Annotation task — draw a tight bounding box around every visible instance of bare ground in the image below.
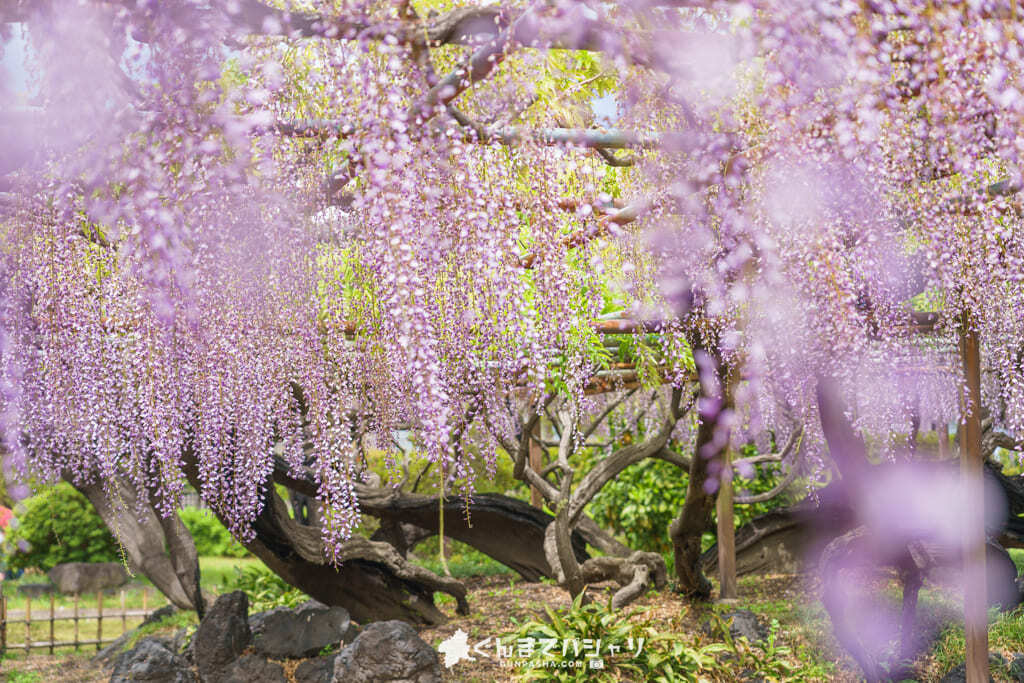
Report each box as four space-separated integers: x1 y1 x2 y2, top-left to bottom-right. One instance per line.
1 653 108 682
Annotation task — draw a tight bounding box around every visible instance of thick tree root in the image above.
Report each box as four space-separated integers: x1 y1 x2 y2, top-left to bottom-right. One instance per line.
579 551 668 609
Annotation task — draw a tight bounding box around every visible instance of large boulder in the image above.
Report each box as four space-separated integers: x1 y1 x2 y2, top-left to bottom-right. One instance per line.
220 654 287 683
110 638 196 683
16 583 53 598
295 654 339 683
193 591 251 681
49 562 129 595
332 620 442 683
95 605 179 666
249 601 352 659
702 609 769 644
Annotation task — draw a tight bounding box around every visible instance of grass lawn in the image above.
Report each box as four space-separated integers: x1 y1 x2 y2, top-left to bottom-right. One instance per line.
0 555 265 662
1 555 268 614
197 555 266 594
1010 547 1024 573
409 539 514 579
2 575 161 613
927 606 1024 679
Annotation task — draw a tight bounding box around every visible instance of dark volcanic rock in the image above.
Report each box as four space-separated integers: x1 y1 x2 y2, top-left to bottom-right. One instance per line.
703 609 769 644
110 638 195 683
332 620 441 683
219 654 286 683
95 605 180 666
193 591 251 681
294 654 339 683
249 600 352 659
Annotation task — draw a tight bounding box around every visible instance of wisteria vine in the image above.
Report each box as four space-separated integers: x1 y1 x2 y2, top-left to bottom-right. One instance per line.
1 0 1023 555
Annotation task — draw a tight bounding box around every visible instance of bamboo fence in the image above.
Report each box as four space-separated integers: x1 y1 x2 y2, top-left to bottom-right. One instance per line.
0 587 164 655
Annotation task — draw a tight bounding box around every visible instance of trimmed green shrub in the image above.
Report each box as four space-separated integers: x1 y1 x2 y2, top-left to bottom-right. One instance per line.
177 507 249 558
586 457 685 555
585 442 797 556
5 483 121 571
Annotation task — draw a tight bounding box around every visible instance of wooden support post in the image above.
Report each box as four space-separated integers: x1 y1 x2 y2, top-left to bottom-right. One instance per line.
48 592 54 655
938 421 951 460
0 593 6 657
716 447 738 601
73 593 79 652
121 590 127 637
24 593 30 654
715 363 740 602
96 591 103 650
529 421 543 508
959 314 988 683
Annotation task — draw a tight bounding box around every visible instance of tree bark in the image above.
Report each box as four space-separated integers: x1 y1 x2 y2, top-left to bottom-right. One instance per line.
578 551 668 609
369 519 435 558
670 367 731 599
70 477 205 616
235 485 469 625
669 411 717 598
182 455 469 625
576 516 633 558
273 454 591 580
529 421 544 507
359 489 589 581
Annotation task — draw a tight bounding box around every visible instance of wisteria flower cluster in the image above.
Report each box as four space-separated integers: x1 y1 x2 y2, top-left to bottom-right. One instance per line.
0 0 1022 553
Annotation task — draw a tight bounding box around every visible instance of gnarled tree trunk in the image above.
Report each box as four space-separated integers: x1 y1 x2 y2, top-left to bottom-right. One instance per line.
244 487 469 625
274 458 591 581
359 489 589 581
669 413 717 598
71 477 205 616
670 362 732 599
178 454 469 625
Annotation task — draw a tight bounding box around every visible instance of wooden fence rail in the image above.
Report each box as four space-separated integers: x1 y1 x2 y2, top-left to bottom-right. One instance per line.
0 588 166 656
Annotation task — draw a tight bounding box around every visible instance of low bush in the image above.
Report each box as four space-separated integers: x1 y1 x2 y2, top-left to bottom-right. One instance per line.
585 442 796 556
177 507 248 558
226 564 308 611
411 538 512 578
4 483 121 571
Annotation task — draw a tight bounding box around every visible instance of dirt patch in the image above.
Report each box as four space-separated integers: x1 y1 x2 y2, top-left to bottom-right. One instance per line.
1 653 107 682
418 573 860 682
